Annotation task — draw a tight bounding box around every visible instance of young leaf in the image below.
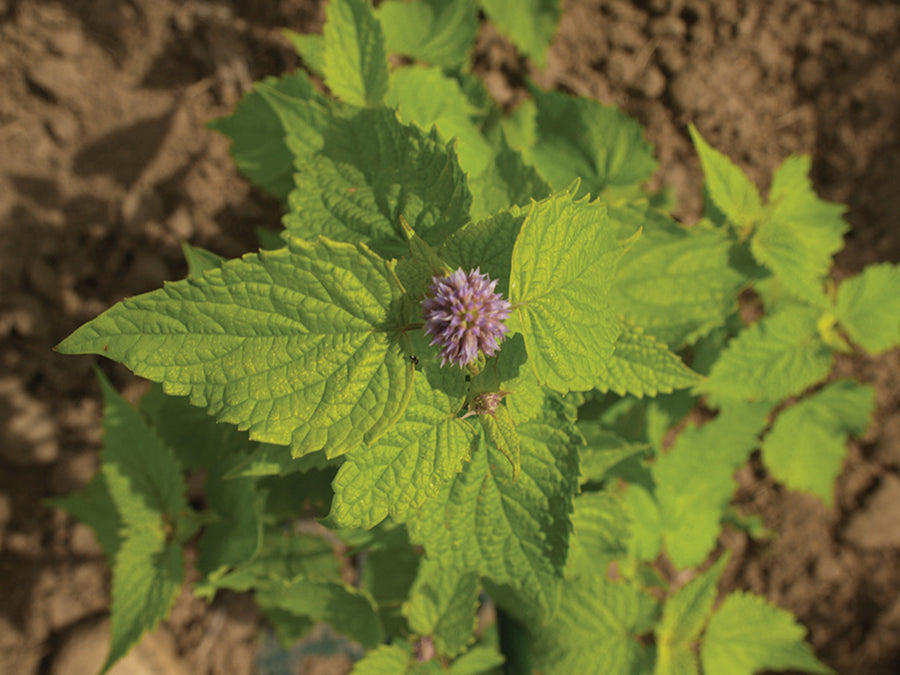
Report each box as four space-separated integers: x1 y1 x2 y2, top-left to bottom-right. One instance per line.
653 402 770 570
751 155 848 303
284 108 472 258
761 380 874 505
594 320 702 398
58 237 415 459
688 125 763 230
404 558 481 657
655 555 729 675
283 29 326 77
701 592 832 675
330 369 476 529
181 243 224 278
698 308 833 404
836 262 900 354
377 0 478 68
479 0 561 68
207 70 324 200
323 0 389 106
530 88 657 195
608 204 744 348
509 191 633 392
406 396 580 617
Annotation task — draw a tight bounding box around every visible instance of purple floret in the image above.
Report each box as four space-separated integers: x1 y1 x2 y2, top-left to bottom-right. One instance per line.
422 268 511 368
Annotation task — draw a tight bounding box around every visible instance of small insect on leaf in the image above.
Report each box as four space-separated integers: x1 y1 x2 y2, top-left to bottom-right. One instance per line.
409 354 419 366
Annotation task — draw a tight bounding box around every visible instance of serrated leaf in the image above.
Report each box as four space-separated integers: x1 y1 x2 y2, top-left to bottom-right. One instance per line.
330 368 475 529
323 0 389 106
404 558 481 657
480 404 520 478
655 555 728 675
58 238 414 459
48 470 122 562
595 320 702 398
377 0 478 68
493 333 545 425
751 155 848 303
208 70 323 200
510 191 633 392
283 29 325 76
530 575 657 675
473 130 552 220
284 108 472 258
565 491 630 578
688 125 763 229
449 646 506 675
653 402 770 569
479 0 561 67
701 592 833 675
406 395 580 616
608 204 744 348
530 88 657 195
698 309 833 404
350 644 414 674
103 530 183 674
576 424 649 484
181 243 224 278
360 528 421 638
762 380 874 505
623 483 662 564
196 463 262 575
258 579 384 648
836 263 900 354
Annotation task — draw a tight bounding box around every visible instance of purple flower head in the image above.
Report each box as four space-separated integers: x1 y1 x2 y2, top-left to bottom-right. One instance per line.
422 267 511 368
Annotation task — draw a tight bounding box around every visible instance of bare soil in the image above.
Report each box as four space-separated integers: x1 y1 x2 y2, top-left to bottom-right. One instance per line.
0 1 898 673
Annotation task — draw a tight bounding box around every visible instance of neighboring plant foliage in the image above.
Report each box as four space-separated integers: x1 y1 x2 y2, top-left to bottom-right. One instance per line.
54 0 899 673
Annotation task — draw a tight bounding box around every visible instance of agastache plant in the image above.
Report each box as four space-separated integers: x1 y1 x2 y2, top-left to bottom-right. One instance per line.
422 267 511 368
51 0 900 674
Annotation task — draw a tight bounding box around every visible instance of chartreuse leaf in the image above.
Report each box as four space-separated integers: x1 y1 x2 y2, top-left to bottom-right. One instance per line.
762 380 874 505
493 334 545 425
449 646 505 674
404 558 481 657
479 0 561 68
577 424 649 484
480 404 520 477
530 88 657 195
608 203 744 348
92 373 187 674
701 592 832 675
329 366 474 529
510 191 633 392
698 308 833 404
208 70 323 200
376 0 478 68
653 402 770 570
406 395 580 616
565 491 630 577
283 29 325 76
284 108 472 258
751 155 848 303
688 125 763 230
58 237 414 459
654 555 728 675
595 320 702 398
323 0 389 106
530 573 657 675
350 644 413 674
836 263 900 354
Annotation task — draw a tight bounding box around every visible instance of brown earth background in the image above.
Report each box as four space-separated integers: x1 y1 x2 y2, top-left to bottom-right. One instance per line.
1 0 899 673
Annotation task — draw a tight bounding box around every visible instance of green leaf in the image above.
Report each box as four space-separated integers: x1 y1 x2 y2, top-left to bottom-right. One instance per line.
595 321 702 398
449 646 505 675
530 574 657 675
493 333 545 425
608 204 744 348
510 191 633 392
577 425 649 484
473 130 552 220
58 237 415 459
48 470 122 562
350 644 413 674
406 395 580 616
655 555 729 675
565 491 630 577
653 402 770 569
103 530 184 674
283 29 325 76
761 380 874 505
479 404 520 478
360 527 421 638
530 88 657 195
623 483 662 564
698 309 833 404
836 263 900 354
701 592 833 675
688 124 763 229
181 243 224 278
377 0 478 68
404 558 481 657
208 70 323 200
479 0 561 68
258 579 384 648
323 0 389 106
751 155 848 303
284 108 472 258
330 368 475 529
